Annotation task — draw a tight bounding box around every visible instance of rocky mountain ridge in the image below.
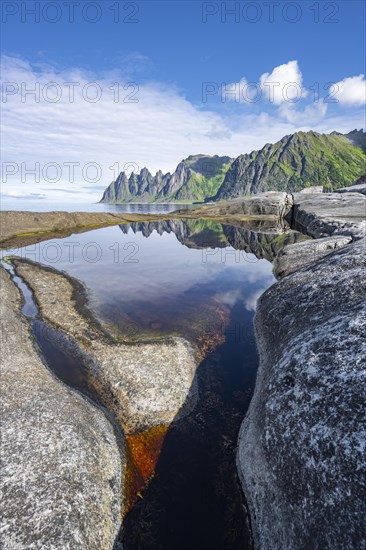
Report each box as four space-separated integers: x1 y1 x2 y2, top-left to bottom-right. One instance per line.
214 129 366 199
100 154 233 203
100 130 366 204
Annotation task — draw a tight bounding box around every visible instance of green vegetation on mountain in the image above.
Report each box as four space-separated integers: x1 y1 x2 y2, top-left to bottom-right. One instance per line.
100 130 365 203
214 130 366 199
100 155 233 203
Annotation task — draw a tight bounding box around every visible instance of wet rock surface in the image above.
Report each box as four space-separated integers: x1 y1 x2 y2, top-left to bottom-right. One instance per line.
0 268 123 549
0 210 166 248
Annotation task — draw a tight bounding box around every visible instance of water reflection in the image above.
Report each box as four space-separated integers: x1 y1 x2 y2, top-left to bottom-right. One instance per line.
2 219 301 549
3 220 281 349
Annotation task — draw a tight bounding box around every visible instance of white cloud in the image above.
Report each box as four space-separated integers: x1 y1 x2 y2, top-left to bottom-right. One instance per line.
222 61 307 105
0 55 364 202
259 60 307 105
278 101 328 124
1 192 46 200
329 75 366 106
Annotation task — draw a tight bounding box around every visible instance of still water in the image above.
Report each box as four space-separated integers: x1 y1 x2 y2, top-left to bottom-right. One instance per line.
0 198 194 214
4 219 275 550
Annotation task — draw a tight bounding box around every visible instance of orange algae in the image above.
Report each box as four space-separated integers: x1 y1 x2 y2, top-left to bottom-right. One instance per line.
196 302 230 358
124 425 168 513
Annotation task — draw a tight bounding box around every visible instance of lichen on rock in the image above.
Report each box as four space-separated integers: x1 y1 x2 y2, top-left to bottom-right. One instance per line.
237 236 366 549
0 268 123 549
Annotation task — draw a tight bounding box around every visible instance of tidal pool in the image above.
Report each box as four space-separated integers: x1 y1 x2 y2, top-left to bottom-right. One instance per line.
4 219 276 549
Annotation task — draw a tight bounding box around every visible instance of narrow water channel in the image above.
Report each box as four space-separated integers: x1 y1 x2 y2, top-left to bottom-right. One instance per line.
1 219 277 549
1 261 127 456
120 299 257 550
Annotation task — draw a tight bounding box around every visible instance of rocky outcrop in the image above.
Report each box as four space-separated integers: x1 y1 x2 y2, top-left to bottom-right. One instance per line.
237 191 366 549
338 175 366 195
0 268 123 549
238 237 366 549
174 192 294 223
273 234 352 278
290 192 366 239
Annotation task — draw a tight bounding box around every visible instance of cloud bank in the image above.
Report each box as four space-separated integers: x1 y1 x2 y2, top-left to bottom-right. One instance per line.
1 55 364 202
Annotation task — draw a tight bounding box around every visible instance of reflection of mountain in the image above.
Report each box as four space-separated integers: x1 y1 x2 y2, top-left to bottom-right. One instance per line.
119 220 308 262
120 219 228 249
222 225 309 262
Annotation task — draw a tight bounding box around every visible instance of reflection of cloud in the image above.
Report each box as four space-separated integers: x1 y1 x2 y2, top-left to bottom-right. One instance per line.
215 289 243 307
244 287 268 312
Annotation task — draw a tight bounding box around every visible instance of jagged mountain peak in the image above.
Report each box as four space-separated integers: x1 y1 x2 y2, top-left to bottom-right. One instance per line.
100 130 365 204
100 154 233 203
213 129 366 200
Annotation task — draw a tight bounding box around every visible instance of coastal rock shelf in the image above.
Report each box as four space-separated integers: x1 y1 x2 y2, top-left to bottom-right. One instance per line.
0 268 123 549
237 190 366 549
290 191 366 239
238 237 366 548
1 188 365 549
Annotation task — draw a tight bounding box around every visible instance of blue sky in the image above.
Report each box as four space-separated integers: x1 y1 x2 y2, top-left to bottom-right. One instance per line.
1 0 365 201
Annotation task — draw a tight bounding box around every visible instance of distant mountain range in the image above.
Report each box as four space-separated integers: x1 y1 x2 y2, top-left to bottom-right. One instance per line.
100 130 366 204
100 155 233 203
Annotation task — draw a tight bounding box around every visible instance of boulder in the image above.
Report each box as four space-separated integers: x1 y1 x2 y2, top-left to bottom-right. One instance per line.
291 192 366 239
273 235 352 278
237 237 366 549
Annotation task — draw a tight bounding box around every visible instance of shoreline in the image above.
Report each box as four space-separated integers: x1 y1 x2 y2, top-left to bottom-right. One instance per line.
1 187 365 547
0 193 293 248
0 267 123 548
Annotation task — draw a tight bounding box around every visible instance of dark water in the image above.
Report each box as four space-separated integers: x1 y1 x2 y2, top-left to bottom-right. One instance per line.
1 262 97 396
121 300 258 550
2 219 276 549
